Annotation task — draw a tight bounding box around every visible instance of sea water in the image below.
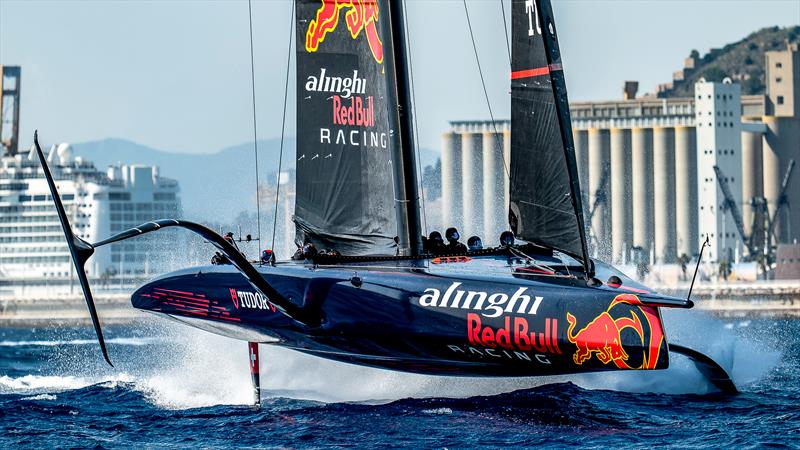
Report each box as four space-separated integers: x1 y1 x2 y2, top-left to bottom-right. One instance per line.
0 310 797 448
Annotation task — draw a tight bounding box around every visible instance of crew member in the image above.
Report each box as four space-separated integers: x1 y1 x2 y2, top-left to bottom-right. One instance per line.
467 236 483 251
261 249 275 265
428 231 446 255
444 227 467 254
211 252 230 265
500 230 515 247
292 242 318 260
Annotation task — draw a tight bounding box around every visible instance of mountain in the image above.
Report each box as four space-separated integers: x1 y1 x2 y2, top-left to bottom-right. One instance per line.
659 26 800 98
71 138 439 221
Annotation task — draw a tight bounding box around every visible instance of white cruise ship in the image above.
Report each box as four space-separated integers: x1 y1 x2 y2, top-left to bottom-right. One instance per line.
0 143 181 284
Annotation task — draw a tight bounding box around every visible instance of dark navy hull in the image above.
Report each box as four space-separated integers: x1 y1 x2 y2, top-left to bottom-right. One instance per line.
133 255 673 377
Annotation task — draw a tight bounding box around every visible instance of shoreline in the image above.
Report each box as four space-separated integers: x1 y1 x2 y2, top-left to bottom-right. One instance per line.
0 294 147 327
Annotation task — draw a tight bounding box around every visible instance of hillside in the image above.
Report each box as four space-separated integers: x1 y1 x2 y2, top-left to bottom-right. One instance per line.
660 25 799 98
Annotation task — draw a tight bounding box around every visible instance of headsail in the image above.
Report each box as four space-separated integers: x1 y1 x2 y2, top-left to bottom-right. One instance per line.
509 0 591 273
294 0 399 255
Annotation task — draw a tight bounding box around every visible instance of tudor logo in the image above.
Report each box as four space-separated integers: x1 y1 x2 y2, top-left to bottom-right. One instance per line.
229 288 276 312
417 282 543 318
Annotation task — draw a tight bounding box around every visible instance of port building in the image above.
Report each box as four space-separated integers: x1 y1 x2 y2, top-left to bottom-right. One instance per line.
0 143 182 281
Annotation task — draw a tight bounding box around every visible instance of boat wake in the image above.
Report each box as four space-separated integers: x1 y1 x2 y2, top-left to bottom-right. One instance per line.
0 337 159 347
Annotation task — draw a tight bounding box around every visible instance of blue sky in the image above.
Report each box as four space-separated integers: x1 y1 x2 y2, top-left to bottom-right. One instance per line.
1 0 798 154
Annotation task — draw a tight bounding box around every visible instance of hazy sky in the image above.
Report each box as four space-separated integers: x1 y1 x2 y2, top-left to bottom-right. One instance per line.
1 0 798 154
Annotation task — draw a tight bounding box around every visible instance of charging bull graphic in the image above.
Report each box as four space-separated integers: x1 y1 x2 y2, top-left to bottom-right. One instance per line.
566 294 664 370
306 0 384 64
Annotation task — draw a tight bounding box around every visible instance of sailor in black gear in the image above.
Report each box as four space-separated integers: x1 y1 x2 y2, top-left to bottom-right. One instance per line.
500 230 515 247
291 242 317 260
467 236 483 251
428 231 446 255
444 227 467 254
211 252 230 265
303 243 317 259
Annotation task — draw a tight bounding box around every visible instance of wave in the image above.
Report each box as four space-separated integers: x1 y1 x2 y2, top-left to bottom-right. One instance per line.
0 373 137 394
21 393 57 401
0 337 163 347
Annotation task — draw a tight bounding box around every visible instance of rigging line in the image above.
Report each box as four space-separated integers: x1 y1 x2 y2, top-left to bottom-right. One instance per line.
401 0 428 235
247 0 262 247
271 0 295 253
499 0 511 67
462 0 511 182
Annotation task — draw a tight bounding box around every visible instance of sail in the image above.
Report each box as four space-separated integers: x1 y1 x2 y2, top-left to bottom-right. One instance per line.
509 0 590 268
294 0 399 255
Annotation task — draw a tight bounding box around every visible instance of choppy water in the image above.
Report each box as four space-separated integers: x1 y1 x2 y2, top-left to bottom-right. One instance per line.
0 311 797 448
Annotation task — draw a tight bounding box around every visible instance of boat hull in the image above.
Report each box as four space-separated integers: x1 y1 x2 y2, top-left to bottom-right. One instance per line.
132 257 669 377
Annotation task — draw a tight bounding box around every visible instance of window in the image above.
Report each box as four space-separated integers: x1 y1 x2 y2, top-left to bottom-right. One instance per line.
777 96 784 105
776 77 782 83
109 192 131 201
776 62 783 68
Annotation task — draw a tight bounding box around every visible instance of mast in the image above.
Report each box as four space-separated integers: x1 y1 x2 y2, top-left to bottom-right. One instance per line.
386 0 423 257
536 1 592 276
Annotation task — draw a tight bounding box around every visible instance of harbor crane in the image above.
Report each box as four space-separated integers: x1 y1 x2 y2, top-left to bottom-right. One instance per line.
714 160 795 268
713 165 757 260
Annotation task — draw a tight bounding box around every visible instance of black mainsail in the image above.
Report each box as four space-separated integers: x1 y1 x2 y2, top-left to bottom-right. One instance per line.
509 0 591 274
294 0 402 255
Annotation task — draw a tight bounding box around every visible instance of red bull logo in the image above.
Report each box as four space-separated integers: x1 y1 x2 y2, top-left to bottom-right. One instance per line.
566 294 664 370
306 0 384 65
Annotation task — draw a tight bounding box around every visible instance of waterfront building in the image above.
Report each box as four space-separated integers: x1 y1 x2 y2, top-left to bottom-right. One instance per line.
0 143 181 281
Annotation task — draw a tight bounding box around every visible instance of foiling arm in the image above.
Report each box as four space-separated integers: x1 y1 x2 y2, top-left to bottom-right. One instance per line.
33 132 319 366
